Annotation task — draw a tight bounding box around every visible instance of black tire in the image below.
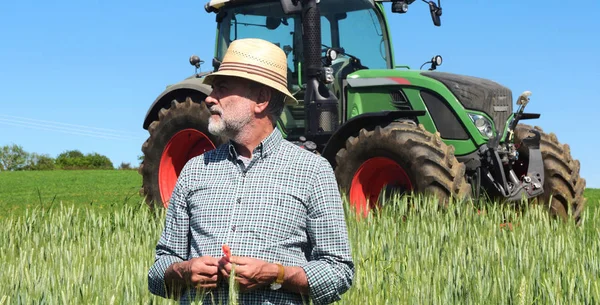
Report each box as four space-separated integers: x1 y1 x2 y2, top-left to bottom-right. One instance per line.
334 122 471 214
514 123 586 223
139 96 227 208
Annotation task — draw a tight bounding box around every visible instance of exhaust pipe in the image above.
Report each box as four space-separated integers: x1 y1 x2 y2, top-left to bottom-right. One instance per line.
301 0 338 138
302 0 322 79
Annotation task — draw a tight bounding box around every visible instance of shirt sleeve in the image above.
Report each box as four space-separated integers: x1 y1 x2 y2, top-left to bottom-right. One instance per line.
301 158 355 305
148 164 192 298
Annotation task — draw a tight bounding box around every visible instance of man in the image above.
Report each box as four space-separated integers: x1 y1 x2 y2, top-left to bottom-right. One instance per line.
148 38 354 305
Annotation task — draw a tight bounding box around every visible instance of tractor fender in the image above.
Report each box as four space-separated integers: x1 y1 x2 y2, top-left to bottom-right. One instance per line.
321 110 426 167
142 76 213 130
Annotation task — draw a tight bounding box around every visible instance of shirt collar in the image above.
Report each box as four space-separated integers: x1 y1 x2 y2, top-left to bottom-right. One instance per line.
227 128 283 160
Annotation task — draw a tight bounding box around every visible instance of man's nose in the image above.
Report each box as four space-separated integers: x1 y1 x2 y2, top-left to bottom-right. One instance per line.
205 94 217 106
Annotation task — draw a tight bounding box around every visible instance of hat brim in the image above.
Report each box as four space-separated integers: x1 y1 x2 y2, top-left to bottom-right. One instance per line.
202 70 298 105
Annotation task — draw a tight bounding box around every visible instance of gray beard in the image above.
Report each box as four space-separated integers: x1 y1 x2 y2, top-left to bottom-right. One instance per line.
207 116 227 136
207 113 252 141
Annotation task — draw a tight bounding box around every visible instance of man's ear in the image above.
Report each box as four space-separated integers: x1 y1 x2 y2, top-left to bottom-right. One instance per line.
253 86 272 114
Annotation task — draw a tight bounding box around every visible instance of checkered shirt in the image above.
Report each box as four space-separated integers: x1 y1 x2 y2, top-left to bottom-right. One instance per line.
148 128 354 305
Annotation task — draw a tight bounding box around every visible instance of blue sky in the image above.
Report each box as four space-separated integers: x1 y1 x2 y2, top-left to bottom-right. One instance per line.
0 0 598 188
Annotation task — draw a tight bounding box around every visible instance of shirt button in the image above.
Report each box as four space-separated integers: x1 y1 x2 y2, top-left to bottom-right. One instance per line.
231 225 236 232
236 198 241 204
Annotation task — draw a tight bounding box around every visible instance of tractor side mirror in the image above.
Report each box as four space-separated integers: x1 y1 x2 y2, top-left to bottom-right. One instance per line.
189 55 204 76
280 0 302 14
390 0 442 27
427 1 442 26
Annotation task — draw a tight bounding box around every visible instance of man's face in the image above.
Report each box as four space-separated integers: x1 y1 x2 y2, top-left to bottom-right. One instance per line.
205 77 257 138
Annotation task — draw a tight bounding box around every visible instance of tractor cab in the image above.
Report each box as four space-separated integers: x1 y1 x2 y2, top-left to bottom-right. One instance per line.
207 0 393 138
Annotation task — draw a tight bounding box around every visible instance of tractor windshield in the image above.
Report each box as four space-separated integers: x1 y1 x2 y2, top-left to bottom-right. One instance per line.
215 0 391 82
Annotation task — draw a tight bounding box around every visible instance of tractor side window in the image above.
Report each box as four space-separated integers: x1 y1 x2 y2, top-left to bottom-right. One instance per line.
321 17 332 49
337 9 389 69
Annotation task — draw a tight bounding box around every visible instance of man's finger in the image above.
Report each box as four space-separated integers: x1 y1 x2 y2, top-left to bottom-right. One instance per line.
201 274 219 283
228 256 248 265
218 263 230 276
195 283 218 289
234 276 250 285
221 262 232 273
218 256 229 266
203 258 220 266
234 271 258 284
197 265 219 276
233 277 258 292
219 267 230 279
193 256 219 266
232 264 248 276
192 274 216 285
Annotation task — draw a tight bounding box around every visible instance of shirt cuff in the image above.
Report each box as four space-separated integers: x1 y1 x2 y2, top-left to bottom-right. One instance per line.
148 255 184 298
302 260 346 305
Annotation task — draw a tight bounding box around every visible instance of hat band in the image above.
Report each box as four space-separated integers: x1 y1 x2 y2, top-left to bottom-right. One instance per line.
218 62 287 89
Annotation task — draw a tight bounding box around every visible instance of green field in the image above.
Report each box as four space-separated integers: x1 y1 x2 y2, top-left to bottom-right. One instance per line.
1 170 599 304
0 170 142 219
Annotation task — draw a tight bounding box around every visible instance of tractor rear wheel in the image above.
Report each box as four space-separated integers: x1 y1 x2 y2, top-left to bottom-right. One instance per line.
139 96 227 208
334 122 471 217
513 124 586 223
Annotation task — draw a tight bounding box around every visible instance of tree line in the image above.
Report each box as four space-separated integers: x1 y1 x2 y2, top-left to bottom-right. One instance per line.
0 144 132 171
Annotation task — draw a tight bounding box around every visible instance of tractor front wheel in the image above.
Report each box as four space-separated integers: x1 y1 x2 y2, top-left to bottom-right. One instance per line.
334 122 471 217
139 97 227 208
513 124 586 223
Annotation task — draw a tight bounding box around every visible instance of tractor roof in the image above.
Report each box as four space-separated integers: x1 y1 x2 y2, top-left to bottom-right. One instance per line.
207 0 275 10
206 0 378 11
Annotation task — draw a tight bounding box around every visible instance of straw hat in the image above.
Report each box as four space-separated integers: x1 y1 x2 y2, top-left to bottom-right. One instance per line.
202 38 298 105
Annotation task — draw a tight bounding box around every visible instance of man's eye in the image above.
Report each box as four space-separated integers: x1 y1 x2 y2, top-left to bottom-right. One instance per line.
211 85 225 92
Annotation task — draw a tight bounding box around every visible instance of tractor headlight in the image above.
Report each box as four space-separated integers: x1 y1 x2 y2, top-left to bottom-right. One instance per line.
468 113 494 138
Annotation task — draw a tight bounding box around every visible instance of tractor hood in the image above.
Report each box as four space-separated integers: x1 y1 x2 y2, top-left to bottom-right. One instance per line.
421 71 513 135
346 69 513 134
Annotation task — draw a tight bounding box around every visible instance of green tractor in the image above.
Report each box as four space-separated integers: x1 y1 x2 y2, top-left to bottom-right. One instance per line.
139 0 586 222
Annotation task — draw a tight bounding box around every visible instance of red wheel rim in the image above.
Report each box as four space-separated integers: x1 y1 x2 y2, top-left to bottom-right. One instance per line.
349 157 413 217
159 129 215 208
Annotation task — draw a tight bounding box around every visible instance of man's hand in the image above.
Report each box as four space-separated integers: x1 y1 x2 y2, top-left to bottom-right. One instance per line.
219 256 279 292
180 256 221 289
164 256 221 298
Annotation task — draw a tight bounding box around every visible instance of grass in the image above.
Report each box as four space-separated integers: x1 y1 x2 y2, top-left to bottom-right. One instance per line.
0 201 168 305
339 194 600 304
585 188 600 215
0 170 599 304
0 170 141 219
